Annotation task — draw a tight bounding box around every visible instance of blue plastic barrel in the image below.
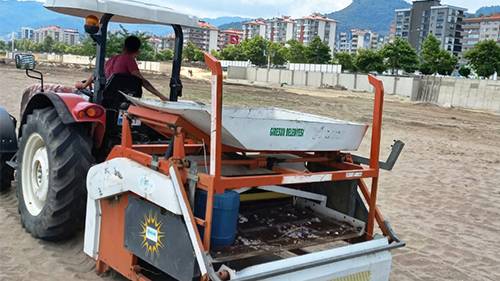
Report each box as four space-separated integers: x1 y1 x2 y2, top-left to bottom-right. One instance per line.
194 190 240 248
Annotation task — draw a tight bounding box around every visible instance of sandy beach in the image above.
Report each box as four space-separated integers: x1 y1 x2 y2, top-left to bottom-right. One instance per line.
0 63 499 281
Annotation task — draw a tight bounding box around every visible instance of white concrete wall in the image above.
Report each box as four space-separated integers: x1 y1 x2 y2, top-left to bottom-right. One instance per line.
247 67 258 81
62 54 95 65
288 63 342 73
293 71 307 86
323 73 337 86
338 73 356 89
308 72 323 87
356 74 372 92
227 66 247 80
396 77 415 98
221 60 251 68
268 69 281 84
256 68 268 82
13 52 169 74
227 67 417 97
431 78 500 112
281 70 293 85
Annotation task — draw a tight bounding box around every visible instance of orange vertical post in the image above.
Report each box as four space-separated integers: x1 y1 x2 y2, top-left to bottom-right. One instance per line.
366 75 384 239
204 52 223 179
121 114 133 148
202 52 224 250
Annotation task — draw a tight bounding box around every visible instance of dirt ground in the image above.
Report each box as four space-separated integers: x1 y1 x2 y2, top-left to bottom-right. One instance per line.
0 63 499 281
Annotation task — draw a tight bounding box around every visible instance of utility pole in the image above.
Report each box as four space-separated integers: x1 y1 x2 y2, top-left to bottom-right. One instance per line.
11 32 15 59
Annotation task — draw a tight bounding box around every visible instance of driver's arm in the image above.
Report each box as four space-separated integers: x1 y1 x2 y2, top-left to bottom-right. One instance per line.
130 70 169 101
75 74 94 90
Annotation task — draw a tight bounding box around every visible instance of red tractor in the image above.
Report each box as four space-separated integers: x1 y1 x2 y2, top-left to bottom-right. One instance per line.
1 2 406 280
0 2 191 241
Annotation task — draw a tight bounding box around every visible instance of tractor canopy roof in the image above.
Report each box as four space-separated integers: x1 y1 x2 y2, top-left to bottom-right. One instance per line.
44 0 200 28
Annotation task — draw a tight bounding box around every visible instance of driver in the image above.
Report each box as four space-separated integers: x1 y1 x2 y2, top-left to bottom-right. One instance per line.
75 35 168 101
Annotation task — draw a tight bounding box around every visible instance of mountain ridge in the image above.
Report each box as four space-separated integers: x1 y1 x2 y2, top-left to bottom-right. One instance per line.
327 0 410 35
475 5 500 16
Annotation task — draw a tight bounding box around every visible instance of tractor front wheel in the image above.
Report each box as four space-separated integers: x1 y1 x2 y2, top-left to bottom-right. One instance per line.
16 107 93 240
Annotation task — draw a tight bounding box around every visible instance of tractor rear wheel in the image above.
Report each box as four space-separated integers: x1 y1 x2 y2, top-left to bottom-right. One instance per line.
16 107 93 240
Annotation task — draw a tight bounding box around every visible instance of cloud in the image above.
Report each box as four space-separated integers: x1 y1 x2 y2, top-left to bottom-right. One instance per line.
147 0 351 18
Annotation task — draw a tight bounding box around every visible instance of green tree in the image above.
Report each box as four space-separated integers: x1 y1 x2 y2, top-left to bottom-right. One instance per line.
333 52 356 72
77 36 97 57
419 35 440 74
52 42 70 54
0 40 6 51
436 51 458 76
419 34 457 75
210 49 221 59
354 49 386 73
16 39 38 52
155 49 173 61
42 36 55 53
458 65 471 78
183 41 200 61
464 40 500 78
381 37 419 74
193 48 205 62
268 42 287 66
304 36 331 64
241 36 267 66
219 44 244 61
106 26 156 61
285 39 306 63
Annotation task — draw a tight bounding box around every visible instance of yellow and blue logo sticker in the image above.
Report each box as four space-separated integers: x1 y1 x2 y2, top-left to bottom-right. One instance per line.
140 212 165 256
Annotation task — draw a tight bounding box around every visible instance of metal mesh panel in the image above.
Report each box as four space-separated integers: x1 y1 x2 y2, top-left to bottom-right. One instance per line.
332 271 371 281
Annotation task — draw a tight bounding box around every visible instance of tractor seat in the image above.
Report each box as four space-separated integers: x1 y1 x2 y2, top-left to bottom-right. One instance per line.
102 73 143 109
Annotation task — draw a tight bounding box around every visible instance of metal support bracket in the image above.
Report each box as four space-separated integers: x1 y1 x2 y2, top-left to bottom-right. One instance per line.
258 185 328 206
6 153 17 169
150 155 159 171
187 162 199 208
352 140 405 171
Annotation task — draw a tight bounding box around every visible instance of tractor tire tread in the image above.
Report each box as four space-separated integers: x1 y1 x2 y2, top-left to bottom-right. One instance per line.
16 107 94 241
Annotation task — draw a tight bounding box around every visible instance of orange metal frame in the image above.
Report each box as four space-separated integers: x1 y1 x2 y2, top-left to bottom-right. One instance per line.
95 53 389 280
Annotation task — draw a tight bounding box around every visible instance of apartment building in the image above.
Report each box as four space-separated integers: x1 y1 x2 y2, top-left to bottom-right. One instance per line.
19 27 34 40
218 29 243 50
337 29 381 53
242 19 266 40
62 29 79 45
463 14 500 52
241 13 336 53
394 8 411 40
264 16 295 43
33 26 80 45
295 13 337 53
183 21 219 52
429 5 466 56
408 0 441 51
393 0 466 55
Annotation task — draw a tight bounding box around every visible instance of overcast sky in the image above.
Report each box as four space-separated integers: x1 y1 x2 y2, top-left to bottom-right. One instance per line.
154 0 499 18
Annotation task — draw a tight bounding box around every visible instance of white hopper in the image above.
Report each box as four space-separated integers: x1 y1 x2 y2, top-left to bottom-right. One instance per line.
128 98 368 152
